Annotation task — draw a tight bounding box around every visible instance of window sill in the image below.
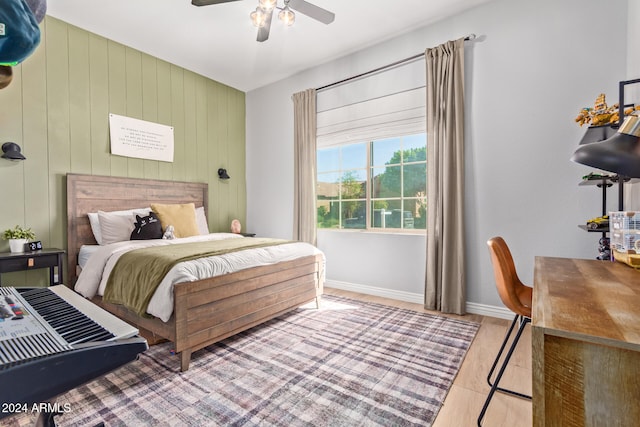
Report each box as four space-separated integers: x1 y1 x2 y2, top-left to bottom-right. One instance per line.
317 228 426 237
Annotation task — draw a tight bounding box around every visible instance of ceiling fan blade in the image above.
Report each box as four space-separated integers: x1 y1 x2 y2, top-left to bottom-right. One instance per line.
288 0 335 24
257 9 273 42
191 0 241 6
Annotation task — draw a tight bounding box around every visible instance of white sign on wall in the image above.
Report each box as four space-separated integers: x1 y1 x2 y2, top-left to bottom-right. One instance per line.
109 113 174 162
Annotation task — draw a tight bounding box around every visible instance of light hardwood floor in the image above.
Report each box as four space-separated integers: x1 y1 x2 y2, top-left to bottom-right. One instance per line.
324 287 532 427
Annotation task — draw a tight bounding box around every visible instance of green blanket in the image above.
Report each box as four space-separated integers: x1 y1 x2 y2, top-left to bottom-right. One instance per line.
103 238 290 317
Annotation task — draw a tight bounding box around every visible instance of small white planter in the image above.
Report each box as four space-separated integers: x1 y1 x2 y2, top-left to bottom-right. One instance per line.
9 239 27 253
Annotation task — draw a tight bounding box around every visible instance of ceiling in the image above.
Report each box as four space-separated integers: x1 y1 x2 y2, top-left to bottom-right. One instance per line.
47 0 492 92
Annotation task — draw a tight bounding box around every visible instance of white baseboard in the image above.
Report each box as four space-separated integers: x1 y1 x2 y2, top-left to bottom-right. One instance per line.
465 302 513 320
325 279 513 320
325 280 424 304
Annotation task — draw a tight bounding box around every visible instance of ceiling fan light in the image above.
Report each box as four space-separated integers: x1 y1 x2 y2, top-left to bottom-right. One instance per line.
278 6 295 26
250 7 266 27
259 0 277 11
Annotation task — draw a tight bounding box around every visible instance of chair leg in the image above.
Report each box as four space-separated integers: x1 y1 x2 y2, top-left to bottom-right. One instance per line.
486 315 532 400
477 314 531 426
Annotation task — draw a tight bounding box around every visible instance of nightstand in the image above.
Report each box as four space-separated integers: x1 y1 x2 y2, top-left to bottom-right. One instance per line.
0 248 65 286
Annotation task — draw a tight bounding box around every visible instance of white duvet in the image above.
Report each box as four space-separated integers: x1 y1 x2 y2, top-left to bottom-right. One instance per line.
74 233 323 322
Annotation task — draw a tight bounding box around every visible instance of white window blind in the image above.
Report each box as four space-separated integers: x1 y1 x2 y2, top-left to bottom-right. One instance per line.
316 87 426 148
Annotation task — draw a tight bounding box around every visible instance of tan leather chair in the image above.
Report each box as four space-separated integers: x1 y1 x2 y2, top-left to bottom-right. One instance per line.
478 237 532 426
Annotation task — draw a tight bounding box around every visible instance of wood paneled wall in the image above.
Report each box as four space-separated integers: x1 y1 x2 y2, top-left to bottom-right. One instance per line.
0 17 246 285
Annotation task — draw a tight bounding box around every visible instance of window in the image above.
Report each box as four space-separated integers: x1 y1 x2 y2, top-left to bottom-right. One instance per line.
317 133 426 231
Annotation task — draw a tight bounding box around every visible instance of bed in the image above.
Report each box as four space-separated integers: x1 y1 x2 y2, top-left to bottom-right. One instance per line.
66 173 324 371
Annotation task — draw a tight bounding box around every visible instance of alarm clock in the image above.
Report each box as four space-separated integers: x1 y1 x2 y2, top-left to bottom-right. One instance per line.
25 241 43 252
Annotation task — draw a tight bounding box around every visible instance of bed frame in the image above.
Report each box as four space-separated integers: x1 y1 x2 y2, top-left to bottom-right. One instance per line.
66 173 324 371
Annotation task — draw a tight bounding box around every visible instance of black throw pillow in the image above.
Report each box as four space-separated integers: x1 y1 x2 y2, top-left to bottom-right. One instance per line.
130 212 163 240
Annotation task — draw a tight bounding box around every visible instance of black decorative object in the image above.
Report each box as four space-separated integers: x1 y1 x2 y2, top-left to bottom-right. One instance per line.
570 115 640 178
25 240 43 252
1 142 25 160
130 212 163 240
218 168 230 180
578 124 617 145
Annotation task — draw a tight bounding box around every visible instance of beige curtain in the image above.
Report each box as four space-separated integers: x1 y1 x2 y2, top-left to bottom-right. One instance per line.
292 88 317 245
424 38 466 314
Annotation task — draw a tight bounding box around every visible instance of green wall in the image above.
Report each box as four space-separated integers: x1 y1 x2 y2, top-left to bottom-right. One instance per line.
0 17 246 285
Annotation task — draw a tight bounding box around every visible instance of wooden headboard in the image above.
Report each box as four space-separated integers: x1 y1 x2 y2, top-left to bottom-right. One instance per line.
66 174 208 286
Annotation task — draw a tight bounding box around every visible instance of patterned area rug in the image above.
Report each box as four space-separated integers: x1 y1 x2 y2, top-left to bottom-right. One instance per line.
3 295 479 427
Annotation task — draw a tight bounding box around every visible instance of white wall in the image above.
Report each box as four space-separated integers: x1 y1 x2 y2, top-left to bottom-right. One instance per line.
246 0 629 310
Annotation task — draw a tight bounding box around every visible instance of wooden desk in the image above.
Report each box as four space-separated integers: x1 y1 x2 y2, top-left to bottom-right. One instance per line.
532 257 640 426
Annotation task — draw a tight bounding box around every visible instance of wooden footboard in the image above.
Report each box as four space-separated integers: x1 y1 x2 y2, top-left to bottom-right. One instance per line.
92 254 324 371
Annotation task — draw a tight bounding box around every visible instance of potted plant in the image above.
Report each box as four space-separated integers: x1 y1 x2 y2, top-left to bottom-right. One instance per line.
2 225 36 253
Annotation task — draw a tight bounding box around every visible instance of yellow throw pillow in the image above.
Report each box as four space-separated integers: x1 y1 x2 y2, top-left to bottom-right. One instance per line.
151 203 200 238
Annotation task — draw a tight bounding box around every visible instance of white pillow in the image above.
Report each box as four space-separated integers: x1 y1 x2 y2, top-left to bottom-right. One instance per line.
195 206 209 235
88 207 151 245
98 211 137 245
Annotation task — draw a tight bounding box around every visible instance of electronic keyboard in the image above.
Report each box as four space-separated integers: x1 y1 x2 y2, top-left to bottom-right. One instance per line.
0 285 148 419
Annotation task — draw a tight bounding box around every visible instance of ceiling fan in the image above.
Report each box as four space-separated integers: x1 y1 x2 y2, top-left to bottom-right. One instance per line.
191 0 335 42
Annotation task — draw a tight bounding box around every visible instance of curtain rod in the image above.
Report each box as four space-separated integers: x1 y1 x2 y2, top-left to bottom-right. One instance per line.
316 34 476 92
